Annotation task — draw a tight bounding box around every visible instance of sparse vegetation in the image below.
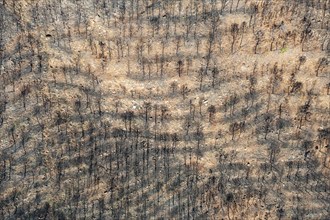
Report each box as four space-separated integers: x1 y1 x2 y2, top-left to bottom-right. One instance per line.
0 0 329 219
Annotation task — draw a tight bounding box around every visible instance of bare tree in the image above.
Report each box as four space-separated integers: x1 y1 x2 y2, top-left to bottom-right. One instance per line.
207 105 216 123
315 57 328 76
254 30 264 54
230 23 239 53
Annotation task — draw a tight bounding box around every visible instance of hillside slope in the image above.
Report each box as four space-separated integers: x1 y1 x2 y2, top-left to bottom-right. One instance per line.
0 0 329 219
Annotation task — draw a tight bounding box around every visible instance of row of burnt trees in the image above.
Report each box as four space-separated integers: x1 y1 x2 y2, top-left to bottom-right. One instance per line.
0 0 329 219
9 0 326 83
1 88 328 217
3 104 324 218
0 0 328 170
2 50 328 218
